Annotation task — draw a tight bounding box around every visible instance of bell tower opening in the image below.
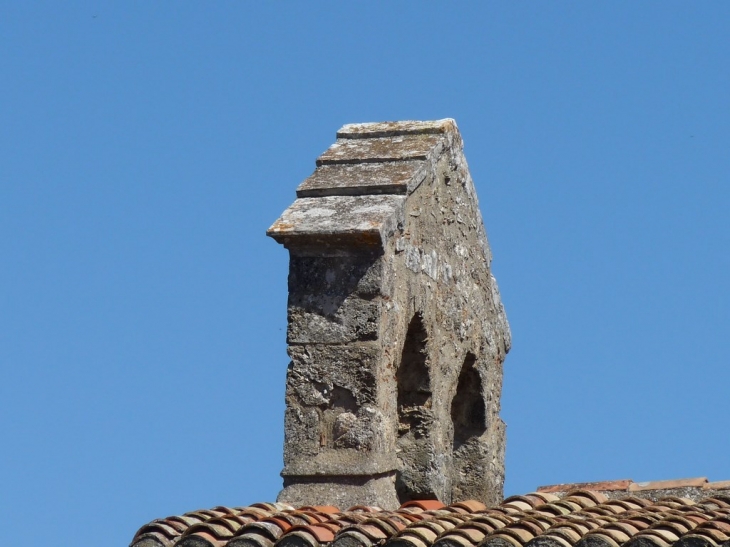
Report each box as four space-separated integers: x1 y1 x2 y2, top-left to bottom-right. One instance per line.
397 313 431 439
451 352 486 450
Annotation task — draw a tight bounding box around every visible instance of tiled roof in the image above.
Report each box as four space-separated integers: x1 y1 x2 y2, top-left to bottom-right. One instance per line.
131 479 730 547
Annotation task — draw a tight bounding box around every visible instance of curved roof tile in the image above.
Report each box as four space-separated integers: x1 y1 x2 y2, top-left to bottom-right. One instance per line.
130 480 730 547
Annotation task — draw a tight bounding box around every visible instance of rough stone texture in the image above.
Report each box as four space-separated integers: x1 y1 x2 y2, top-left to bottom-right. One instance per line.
268 119 511 510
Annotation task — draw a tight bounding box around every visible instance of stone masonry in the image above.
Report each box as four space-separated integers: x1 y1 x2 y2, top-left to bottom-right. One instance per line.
267 119 511 511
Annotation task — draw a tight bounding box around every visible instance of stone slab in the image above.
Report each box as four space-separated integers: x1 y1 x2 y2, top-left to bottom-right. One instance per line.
337 119 456 139
297 161 427 197
267 195 405 248
316 135 443 166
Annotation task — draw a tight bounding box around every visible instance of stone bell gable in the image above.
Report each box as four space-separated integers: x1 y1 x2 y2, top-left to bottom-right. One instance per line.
267 119 511 511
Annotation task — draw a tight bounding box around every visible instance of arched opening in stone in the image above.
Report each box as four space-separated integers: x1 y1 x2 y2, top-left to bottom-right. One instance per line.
451 353 486 450
396 313 431 439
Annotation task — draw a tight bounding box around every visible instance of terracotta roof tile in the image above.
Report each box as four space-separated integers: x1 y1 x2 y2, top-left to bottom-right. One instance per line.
130 479 730 547
401 501 447 511
451 501 488 513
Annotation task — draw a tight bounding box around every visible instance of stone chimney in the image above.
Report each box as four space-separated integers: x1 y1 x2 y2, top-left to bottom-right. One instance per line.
267 119 510 511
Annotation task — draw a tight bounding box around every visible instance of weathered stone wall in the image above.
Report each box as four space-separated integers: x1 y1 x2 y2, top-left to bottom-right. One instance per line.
268 120 510 510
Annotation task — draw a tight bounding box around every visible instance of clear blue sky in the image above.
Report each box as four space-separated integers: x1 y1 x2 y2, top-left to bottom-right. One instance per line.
1 3 728 546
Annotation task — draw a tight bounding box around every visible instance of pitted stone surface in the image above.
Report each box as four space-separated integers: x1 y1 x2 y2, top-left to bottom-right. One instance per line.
268 119 511 510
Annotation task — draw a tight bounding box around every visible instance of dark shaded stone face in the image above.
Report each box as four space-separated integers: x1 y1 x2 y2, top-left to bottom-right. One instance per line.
268 119 511 509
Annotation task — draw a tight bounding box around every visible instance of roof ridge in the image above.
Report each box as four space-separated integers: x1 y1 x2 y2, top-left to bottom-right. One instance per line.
537 478 714 495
